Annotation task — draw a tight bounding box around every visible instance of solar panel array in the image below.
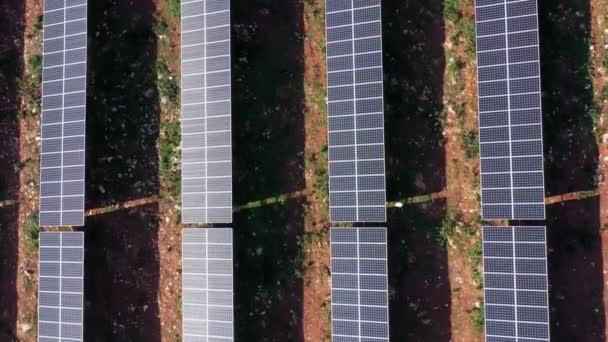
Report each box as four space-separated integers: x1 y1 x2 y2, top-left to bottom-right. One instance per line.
330 227 389 341
474 0 545 220
482 226 550 342
38 232 85 342
325 0 387 223
182 228 233 341
40 0 88 227
181 0 233 224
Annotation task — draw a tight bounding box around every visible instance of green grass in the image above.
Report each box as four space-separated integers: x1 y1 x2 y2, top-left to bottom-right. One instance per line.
471 299 485 332
459 130 479 159
159 120 181 201
155 61 179 110
434 208 463 246
25 212 41 249
166 0 181 20
314 145 329 205
468 238 483 288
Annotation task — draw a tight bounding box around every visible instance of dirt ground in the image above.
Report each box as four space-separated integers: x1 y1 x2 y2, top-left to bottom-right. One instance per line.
6 0 608 341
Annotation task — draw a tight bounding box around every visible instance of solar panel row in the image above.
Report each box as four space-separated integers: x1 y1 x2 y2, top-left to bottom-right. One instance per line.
330 227 389 341
40 0 88 227
38 231 85 342
474 0 546 220
482 226 550 342
181 0 233 224
326 0 387 223
182 228 234 341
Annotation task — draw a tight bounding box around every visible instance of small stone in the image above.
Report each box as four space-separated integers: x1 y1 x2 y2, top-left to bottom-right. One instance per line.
20 322 32 333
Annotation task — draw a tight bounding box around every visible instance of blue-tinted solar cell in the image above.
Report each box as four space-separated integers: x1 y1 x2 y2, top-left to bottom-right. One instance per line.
182 228 234 341
326 0 386 223
38 232 85 341
181 0 233 224
330 227 389 341
40 0 88 227
482 226 549 341
475 0 545 220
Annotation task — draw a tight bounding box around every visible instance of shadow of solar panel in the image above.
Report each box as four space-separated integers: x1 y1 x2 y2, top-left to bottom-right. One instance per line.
181 0 233 224
326 0 386 223
330 227 389 341
482 226 549 341
40 0 88 227
182 228 234 341
38 232 85 342
475 0 545 220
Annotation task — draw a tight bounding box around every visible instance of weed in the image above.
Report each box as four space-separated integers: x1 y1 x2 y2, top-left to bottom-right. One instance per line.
314 145 329 205
25 212 41 249
472 299 485 332
155 61 179 110
444 0 462 23
24 276 33 294
159 120 181 201
469 238 483 288
434 208 463 247
28 15 43 39
166 0 181 20
459 130 479 159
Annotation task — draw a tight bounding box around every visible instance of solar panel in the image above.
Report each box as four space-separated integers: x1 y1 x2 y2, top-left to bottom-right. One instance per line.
330 227 389 341
38 231 85 342
325 0 387 223
482 226 550 342
39 0 88 227
182 228 233 341
474 0 546 220
180 0 233 224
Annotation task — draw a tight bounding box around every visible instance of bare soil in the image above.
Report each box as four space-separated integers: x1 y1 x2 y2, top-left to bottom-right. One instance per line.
9 0 608 342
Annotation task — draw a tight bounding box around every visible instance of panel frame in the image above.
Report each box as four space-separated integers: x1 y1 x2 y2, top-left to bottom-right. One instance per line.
330 227 390 341
180 0 233 224
181 227 234 341
474 0 546 221
325 0 388 223
37 231 85 342
482 226 550 342
39 0 89 227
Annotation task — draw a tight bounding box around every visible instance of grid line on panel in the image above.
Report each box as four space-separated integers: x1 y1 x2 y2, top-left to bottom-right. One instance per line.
181 0 232 224
330 228 389 341
38 232 85 342
350 2 360 221
482 226 550 342
474 0 546 220
40 0 87 227
182 228 234 341
325 0 386 222
503 0 515 219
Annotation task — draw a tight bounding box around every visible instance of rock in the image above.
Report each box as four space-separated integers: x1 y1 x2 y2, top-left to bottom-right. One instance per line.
19 322 32 333
603 133 608 144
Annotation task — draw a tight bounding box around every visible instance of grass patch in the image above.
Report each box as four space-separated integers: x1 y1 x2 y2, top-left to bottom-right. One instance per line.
314 145 329 205
156 61 179 111
469 238 483 288
434 208 463 246
472 299 485 332
459 130 479 159
159 120 181 201
25 212 41 249
166 0 181 20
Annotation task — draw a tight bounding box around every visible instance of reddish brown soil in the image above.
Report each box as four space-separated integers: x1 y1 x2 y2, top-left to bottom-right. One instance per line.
301 1 332 341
